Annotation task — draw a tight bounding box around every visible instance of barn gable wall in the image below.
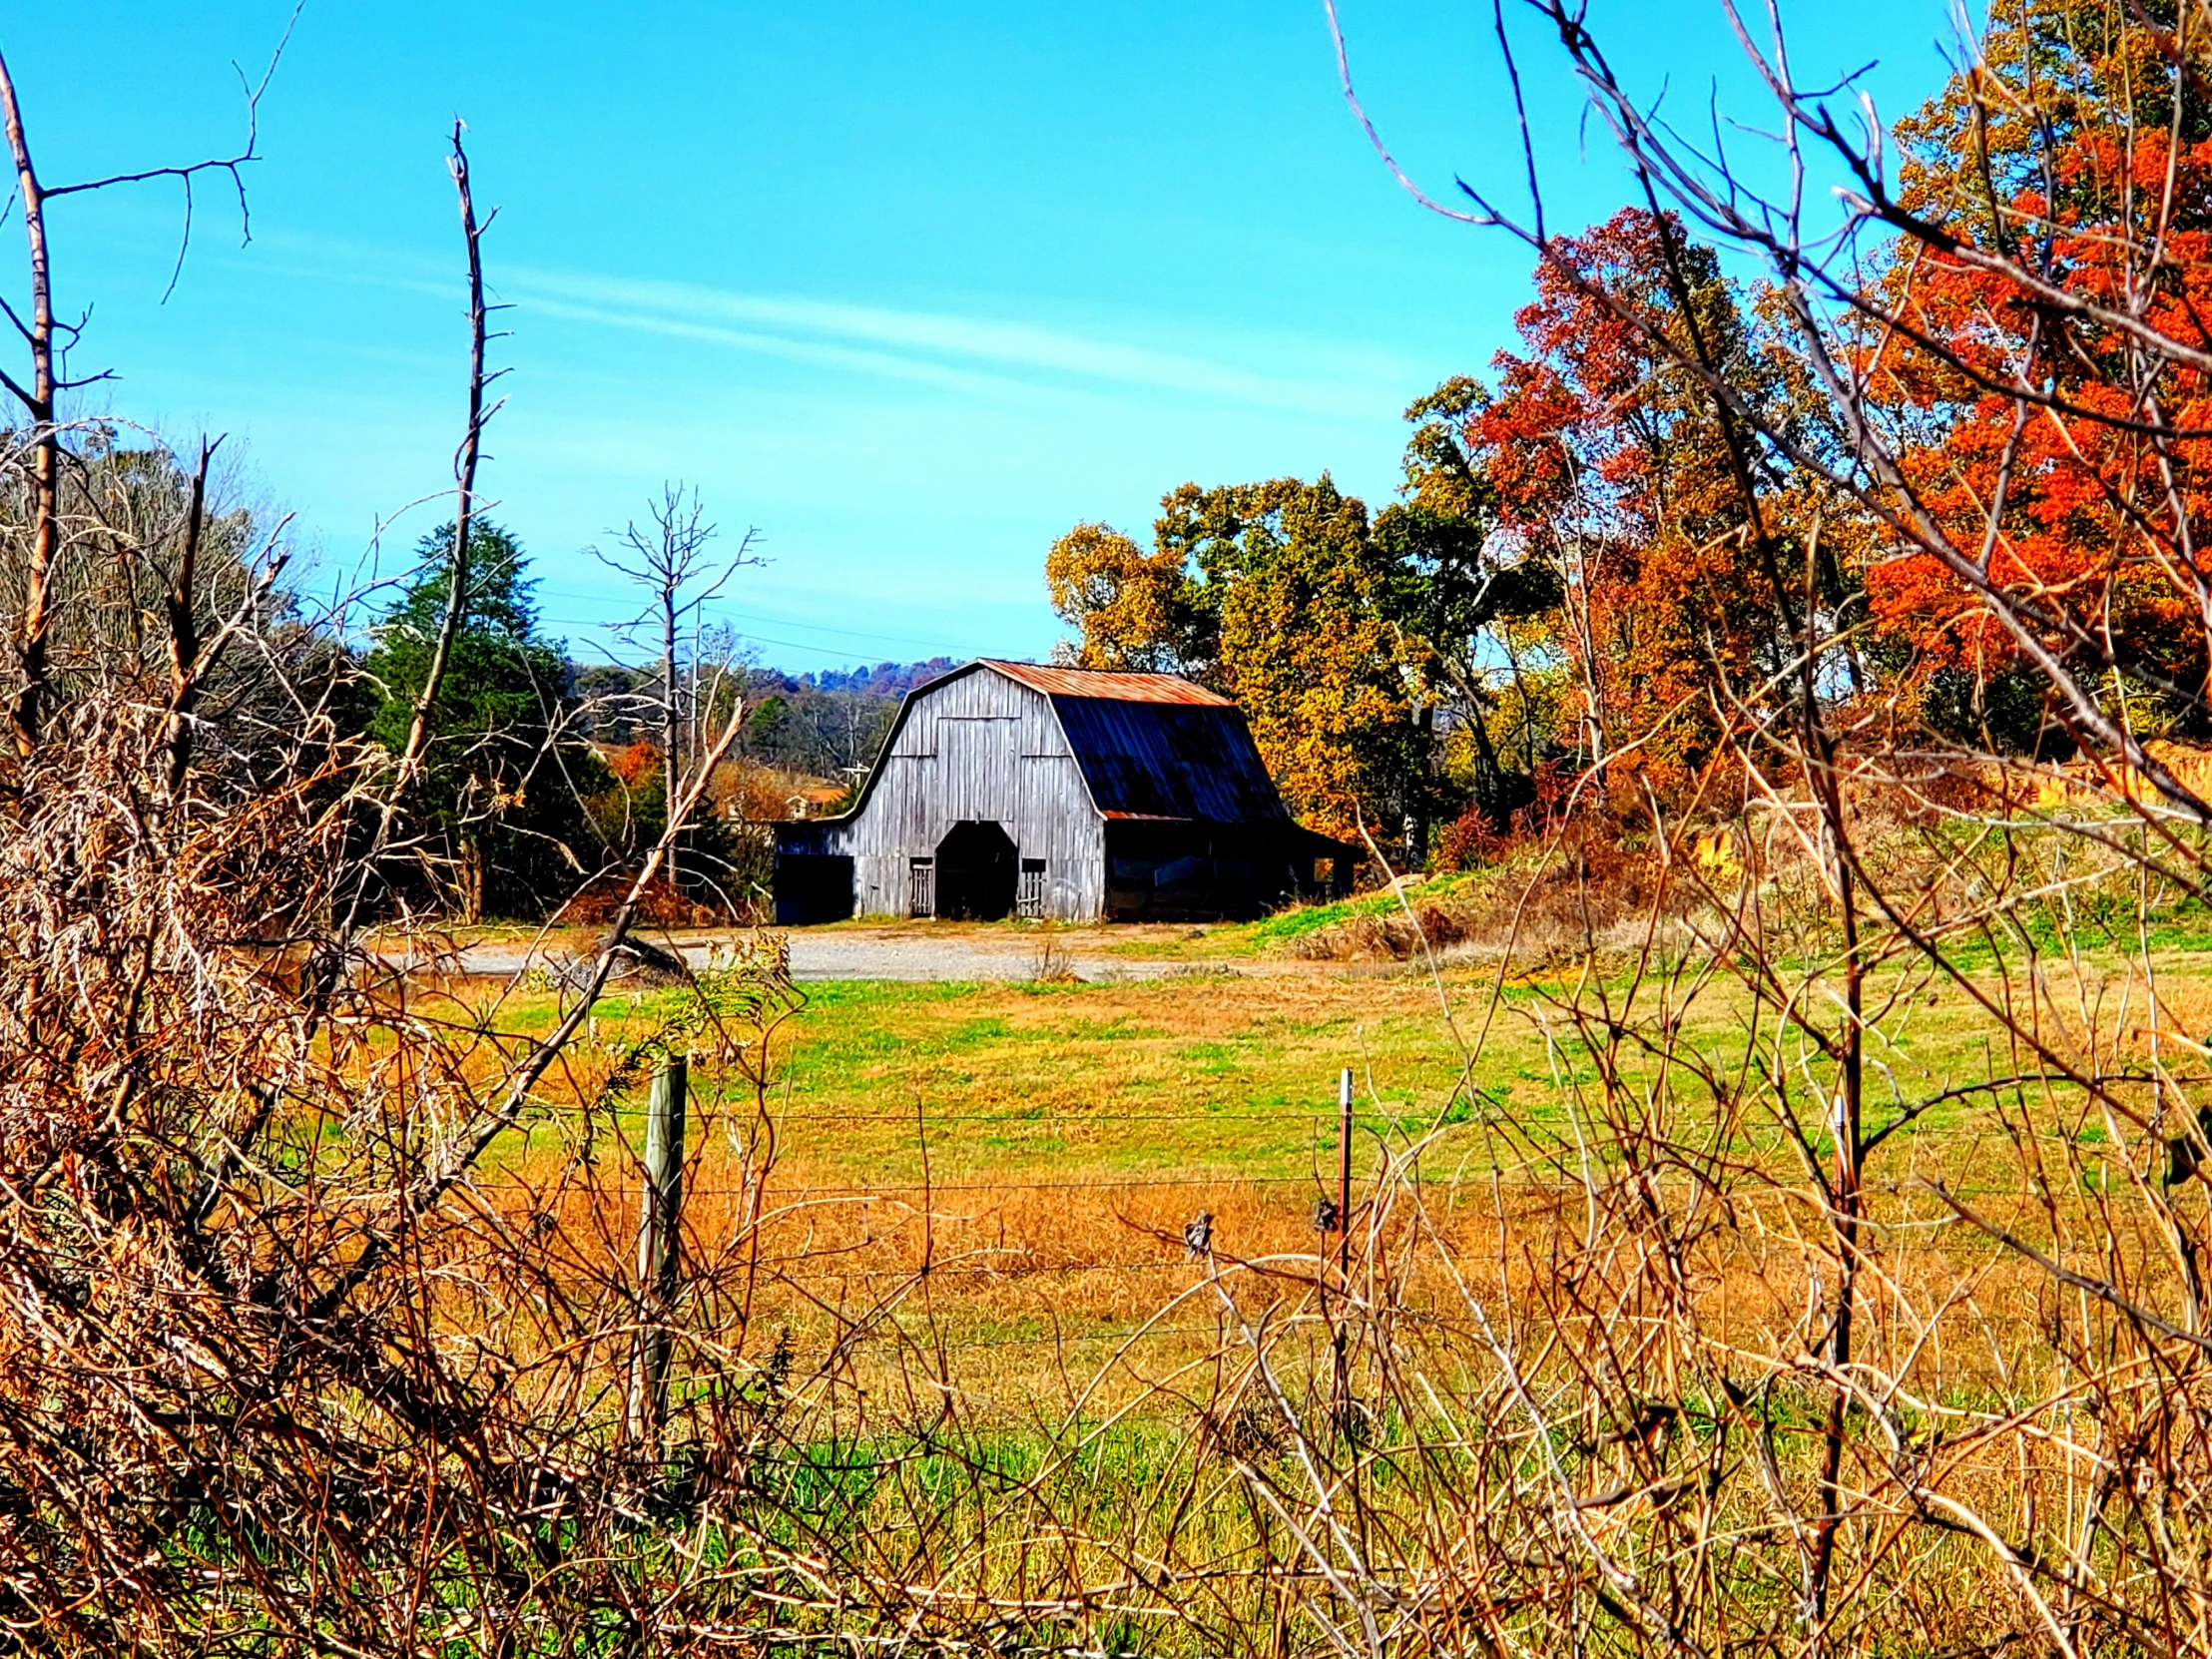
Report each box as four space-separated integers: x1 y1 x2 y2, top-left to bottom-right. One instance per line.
810 668 1106 919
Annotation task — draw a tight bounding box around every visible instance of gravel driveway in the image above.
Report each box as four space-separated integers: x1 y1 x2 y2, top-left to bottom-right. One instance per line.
379 924 1246 983
779 928 1188 981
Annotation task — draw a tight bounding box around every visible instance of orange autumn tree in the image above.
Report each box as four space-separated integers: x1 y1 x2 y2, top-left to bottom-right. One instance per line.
1869 0 2212 747
1453 207 1818 808
1043 210 1866 840
1043 211 1825 840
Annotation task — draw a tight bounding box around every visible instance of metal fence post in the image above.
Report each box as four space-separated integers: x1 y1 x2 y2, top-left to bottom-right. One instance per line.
631 1053 688 1444
1334 1066 1353 1438
1338 1067 1353 1288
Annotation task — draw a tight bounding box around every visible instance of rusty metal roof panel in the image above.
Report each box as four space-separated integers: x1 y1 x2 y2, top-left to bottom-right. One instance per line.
1046 695 1293 825
979 660 1235 707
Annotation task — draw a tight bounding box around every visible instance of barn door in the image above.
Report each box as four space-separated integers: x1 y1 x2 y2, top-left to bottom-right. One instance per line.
908 856 934 918
934 821 1017 920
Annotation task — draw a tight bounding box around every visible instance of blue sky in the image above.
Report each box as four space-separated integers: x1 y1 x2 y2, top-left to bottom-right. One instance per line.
10 2 1958 674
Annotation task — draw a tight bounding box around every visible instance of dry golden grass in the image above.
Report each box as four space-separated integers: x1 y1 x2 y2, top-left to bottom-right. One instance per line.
426 934 2211 1424
329 898 2212 1655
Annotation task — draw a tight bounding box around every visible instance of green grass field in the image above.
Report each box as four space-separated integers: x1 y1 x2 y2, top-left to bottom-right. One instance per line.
481 908 2212 1203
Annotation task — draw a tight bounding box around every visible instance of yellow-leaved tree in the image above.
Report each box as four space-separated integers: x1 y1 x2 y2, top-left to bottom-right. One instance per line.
1043 522 1194 673
1170 478 1417 841
1045 479 1426 843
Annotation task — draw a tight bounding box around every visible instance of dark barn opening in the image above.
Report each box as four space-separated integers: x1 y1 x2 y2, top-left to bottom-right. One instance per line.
773 852 854 925
934 820 1018 920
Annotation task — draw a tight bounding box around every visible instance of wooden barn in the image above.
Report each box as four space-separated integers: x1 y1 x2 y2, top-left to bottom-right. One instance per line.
772 660 1357 924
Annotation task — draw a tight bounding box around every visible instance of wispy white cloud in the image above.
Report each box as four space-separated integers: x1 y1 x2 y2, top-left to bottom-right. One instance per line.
177 232 1421 667
233 232 1415 418
502 267 1408 416
512 289 1052 402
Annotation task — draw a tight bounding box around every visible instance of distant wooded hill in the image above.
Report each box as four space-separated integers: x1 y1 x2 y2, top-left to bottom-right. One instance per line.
574 657 956 779
798 659 957 699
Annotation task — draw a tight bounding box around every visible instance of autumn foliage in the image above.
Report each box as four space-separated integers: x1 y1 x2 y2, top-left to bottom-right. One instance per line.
1048 480 1423 841
1052 20 2212 855
1451 209 1812 808
1864 7 2212 731
1049 207 1835 845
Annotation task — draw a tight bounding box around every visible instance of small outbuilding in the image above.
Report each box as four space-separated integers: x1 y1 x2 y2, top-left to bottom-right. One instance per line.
772 660 1358 924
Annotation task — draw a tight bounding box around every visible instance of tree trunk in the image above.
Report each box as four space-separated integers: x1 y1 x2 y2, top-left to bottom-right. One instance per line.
663 589 681 894
459 833 485 924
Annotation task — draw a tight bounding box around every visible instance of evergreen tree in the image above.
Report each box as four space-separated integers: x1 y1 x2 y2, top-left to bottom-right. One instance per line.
366 521 600 918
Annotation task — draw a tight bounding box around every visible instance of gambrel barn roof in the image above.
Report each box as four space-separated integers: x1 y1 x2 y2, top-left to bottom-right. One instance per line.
983 661 1297 826
834 660 1311 832
773 658 1358 923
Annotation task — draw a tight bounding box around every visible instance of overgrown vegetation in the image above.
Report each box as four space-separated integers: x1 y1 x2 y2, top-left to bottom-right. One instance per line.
16 3 2212 1653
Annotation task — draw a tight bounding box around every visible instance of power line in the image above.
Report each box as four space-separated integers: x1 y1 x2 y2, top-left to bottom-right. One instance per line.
736 628 961 662
730 611 964 653
528 586 969 656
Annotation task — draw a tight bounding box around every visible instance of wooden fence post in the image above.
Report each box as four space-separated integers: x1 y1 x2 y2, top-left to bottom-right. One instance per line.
631 1052 688 1444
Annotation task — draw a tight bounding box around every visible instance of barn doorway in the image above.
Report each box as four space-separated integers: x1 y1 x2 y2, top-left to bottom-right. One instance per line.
934 821 1018 920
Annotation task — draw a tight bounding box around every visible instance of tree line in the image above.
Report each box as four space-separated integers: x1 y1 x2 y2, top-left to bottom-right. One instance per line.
23 449 948 925
1047 13 2179 860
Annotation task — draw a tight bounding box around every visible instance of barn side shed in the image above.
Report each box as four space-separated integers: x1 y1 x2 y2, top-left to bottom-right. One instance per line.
773 661 1355 923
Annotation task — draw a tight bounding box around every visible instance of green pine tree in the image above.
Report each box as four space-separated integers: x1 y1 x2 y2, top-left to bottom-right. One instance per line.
366 521 600 918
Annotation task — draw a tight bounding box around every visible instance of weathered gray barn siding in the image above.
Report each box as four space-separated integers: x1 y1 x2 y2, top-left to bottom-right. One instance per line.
830 669 1106 920
773 660 1359 924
